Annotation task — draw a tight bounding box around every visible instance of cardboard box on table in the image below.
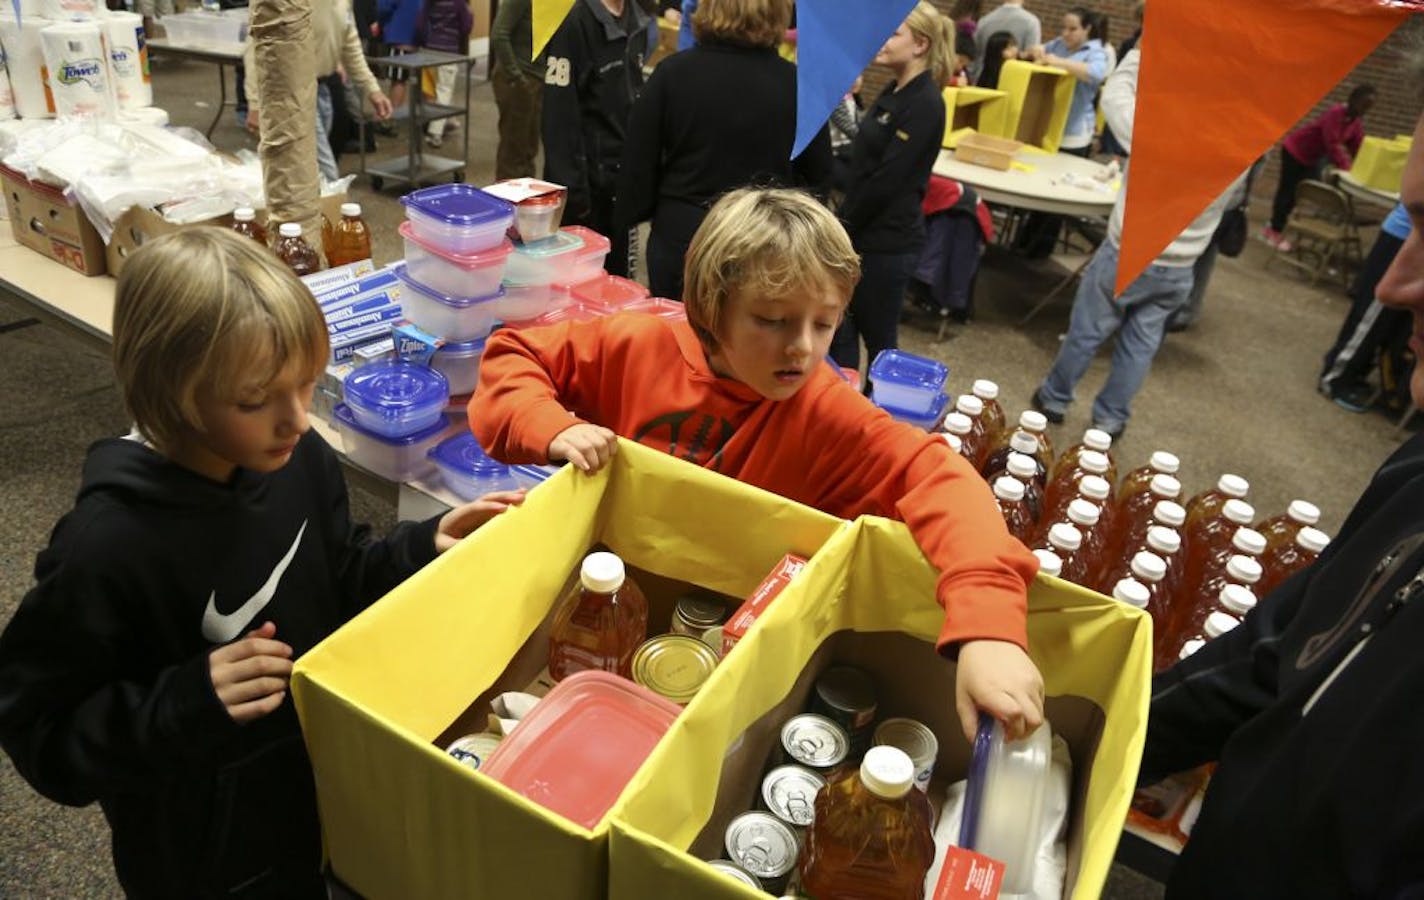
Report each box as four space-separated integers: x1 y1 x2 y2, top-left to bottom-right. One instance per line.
941 86 1010 146
606 515 1152 900
993 60 1075 152
1 164 107 276
290 440 842 900
1350 135 1411 193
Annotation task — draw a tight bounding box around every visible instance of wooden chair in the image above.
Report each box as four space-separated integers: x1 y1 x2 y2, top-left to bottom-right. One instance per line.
1266 179 1364 289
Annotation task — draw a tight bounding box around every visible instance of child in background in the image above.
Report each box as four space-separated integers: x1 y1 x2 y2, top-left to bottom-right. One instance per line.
976 30 1017 89
418 0 474 147
0 229 522 897
472 188 1044 744
828 75 864 164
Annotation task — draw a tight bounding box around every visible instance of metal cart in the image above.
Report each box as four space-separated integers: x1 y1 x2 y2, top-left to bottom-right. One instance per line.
359 49 477 190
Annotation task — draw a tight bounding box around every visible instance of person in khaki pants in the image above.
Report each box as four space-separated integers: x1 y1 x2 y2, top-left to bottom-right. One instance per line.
491 0 545 180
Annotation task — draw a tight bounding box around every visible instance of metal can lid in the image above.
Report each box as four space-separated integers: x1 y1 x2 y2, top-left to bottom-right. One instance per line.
706 860 763 890
631 635 719 704
872 717 939 766
762 765 827 827
813 665 877 719
725 811 799 878
444 733 502 772
780 713 850 769
675 594 728 628
700 625 724 655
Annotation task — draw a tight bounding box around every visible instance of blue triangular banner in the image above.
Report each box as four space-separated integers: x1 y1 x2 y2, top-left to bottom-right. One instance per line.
794 0 918 158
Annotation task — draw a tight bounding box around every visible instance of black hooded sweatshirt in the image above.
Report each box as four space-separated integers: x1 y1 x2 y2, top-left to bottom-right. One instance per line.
0 430 439 897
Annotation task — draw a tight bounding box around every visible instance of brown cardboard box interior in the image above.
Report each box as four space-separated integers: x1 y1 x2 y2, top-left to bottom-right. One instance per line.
1016 73 1062 146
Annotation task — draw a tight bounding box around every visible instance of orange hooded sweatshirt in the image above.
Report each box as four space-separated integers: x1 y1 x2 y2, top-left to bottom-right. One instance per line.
471 314 1035 653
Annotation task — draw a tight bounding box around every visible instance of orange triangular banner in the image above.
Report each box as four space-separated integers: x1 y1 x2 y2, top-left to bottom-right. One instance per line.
1116 0 1410 295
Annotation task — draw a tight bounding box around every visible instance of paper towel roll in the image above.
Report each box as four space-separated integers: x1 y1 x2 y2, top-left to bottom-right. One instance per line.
0 15 54 118
39 21 112 117
41 0 104 22
103 11 148 109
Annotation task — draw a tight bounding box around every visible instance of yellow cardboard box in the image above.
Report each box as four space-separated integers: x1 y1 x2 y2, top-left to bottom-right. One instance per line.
941 86 1010 147
1351 135 1411 193
994 60 1075 152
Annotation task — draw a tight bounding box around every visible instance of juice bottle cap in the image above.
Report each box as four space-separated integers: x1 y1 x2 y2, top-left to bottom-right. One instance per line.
955 394 984 417
1033 548 1063 577
993 476 1025 502
1218 583 1257 615
1078 475 1111 502
1082 428 1113 452
942 412 973 436
1010 430 1039 454
1204 610 1241 639
580 551 626 593
941 432 963 453
1218 474 1250 497
1232 527 1267 555
1048 522 1082 552
1226 554 1263 585
1154 500 1187 527
1067 498 1100 526
1149 474 1182 499
972 379 1000 400
1112 578 1150 608
1146 525 1182 555
860 745 915 799
1297 526 1330 553
1179 638 1206 659
1150 451 1181 474
1130 551 1167 583
1006 453 1038 479
233 206 256 222
1288 500 1321 525
1078 450 1110 474
341 202 362 218
278 222 302 238
1223 499 1256 525
1019 410 1048 432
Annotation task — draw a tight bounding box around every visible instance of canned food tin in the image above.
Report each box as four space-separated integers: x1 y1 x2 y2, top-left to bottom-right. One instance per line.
872 717 939 792
761 764 827 828
780 713 850 773
725 811 799 892
700 625 724 656
444 733 502 772
670 593 729 636
811 665 878 753
706 859 763 891
631 634 719 704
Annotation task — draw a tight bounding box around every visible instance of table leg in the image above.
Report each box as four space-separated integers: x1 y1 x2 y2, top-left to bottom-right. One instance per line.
408 75 421 183
204 62 227 139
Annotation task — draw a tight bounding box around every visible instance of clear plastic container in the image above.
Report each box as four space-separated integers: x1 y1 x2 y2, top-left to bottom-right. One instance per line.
498 279 560 322
399 221 513 300
512 190 567 243
396 268 506 342
620 297 688 321
505 303 606 330
401 184 514 255
569 274 652 314
332 404 447 481
560 226 612 283
960 717 1053 894
428 432 519 500
867 349 950 415
504 229 587 285
877 391 951 431
430 336 485 395
511 463 561 489
342 360 450 438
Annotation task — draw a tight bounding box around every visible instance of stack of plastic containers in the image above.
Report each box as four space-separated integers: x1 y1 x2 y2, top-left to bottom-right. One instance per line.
334 360 451 481
427 432 562 498
868 350 951 430
504 226 612 317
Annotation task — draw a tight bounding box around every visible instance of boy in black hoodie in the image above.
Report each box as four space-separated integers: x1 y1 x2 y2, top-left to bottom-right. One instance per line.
0 228 523 897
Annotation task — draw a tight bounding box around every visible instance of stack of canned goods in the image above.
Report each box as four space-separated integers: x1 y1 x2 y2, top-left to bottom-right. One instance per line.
629 593 731 706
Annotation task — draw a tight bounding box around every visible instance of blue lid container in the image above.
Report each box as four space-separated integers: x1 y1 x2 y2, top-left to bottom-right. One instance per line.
332 403 449 446
869 349 950 417
876 391 951 431
343 360 450 438
428 432 520 500
512 463 560 489
401 184 514 228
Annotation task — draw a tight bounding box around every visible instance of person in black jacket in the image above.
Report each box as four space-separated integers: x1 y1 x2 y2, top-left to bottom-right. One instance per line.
830 1 950 374
614 0 833 300
1139 103 1424 899
542 0 652 277
0 229 522 898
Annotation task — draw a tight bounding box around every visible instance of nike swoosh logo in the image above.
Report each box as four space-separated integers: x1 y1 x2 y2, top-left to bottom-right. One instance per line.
201 521 308 644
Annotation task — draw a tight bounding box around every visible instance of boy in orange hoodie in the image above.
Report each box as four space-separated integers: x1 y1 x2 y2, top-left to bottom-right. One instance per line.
472 187 1043 742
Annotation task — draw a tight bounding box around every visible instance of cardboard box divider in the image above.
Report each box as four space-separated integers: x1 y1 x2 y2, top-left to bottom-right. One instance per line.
996 60 1075 153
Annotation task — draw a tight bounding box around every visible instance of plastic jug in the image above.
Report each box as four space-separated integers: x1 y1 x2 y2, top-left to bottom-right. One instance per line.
993 476 1036 544
1042 449 1112 527
1050 427 1117 484
1183 474 1250 533
274 222 320 276
1257 526 1330 596
230 206 267 245
1034 522 1088 585
971 379 1007 446
982 429 1049 487
1117 450 1180 508
326 201 372 266
1255 500 1321 553
548 551 648 681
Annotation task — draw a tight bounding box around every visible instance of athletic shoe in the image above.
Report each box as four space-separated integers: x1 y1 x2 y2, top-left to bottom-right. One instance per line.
1030 389 1065 424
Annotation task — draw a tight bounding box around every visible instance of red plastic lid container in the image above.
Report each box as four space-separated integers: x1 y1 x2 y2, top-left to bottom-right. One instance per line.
621 297 687 321
479 670 681 828
569 274 651 313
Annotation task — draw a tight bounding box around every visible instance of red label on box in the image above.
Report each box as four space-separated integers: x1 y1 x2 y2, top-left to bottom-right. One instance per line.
721 554 806 656
933 846 1005 900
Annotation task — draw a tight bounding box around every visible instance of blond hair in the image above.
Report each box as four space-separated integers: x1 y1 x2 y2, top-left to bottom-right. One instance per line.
691 0 791 49
682 188 861 348
905 1 955 87
112 227 327 455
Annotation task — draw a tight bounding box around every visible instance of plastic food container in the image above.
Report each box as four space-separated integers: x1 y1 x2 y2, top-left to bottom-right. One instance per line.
621 297 687 321
512 463 560 488
868 349 950 416
959 717 1053 894
512 190 567 243
401 184 514 255
559 226 611 284
428 432 520 500
399 221 513 300
504 303 606 330
333 404 447 481
877 391 950 431
505 230 587 286
480 670 681 829
498 279 560 322
430 336 485 395
397 268 506 342
569 274 652 314
342 360 450 438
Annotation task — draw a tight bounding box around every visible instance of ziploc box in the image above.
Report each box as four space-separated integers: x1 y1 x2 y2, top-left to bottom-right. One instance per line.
721 554 806 656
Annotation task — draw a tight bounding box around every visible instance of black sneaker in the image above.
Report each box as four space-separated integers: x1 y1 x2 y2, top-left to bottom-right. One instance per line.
1030 389 1065 424
1093 422 1125 440
1329 382 1374 413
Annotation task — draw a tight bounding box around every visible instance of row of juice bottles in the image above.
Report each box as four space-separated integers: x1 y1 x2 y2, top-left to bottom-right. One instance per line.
229 202 373 275
941 380 1330 670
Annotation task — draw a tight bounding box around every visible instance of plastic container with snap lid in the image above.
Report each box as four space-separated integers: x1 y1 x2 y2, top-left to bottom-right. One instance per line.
620 297 688 321
479 670 681 829
332 404 447 481
484 178 569 243
559 226 611 283
511 463 561 489
427 432 519 500
569 274 652 313
505 302 606 330
430 336 485 395
876 391 950 431
401 184 514 254
398 221 513 300
867 349 950 415
960 715 1054 894
504 229 588 285
396 267 506 342
342 360 449 438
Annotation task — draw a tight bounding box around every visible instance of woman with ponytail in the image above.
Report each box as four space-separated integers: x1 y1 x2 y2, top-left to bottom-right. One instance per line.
830 1 951 376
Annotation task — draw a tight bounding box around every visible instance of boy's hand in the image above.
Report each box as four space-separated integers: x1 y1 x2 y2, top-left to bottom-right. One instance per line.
549 424 618 474
435 489 526 553
954 639 1045 744
209 621 293 724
